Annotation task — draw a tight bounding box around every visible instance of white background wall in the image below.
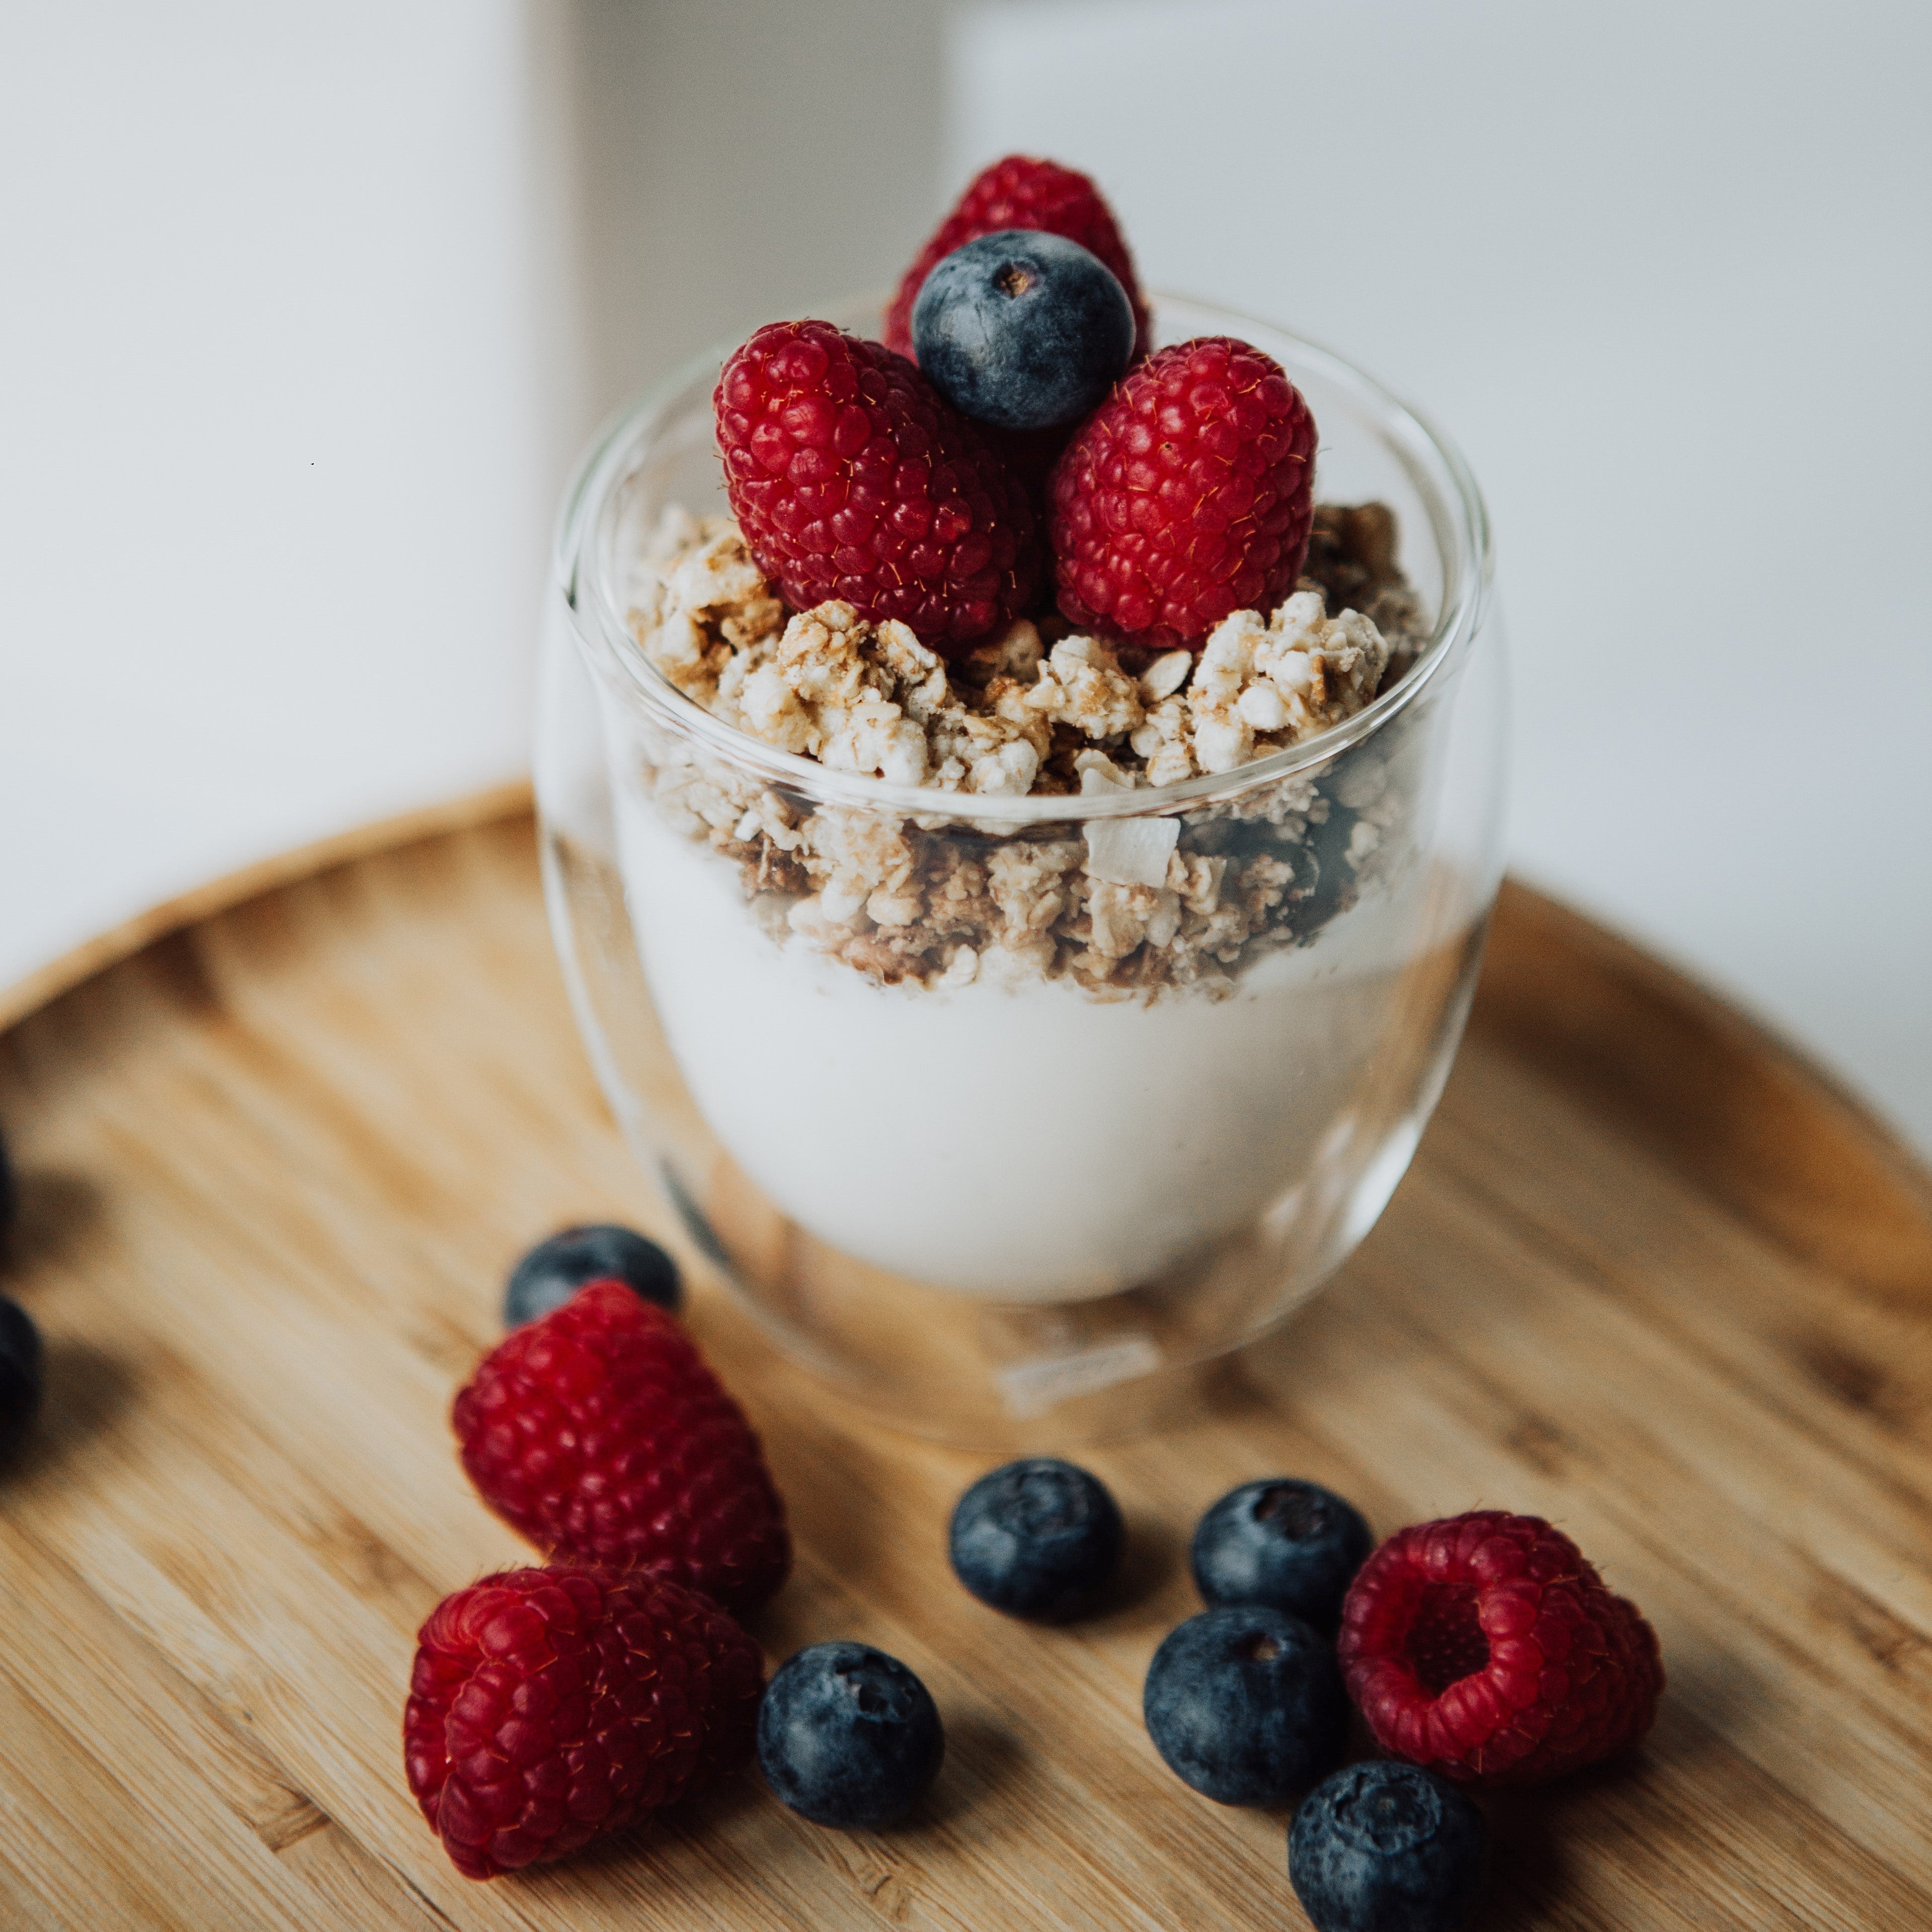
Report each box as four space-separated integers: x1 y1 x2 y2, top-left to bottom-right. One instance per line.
2 1 1927 1153
948 0 1932 1150
0 2 582 982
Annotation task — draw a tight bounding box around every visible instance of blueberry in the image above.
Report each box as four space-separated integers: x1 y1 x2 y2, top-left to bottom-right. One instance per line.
949 1457 1122 1621
1143 1606 1347 1806
1290 1760 1487 1932
757 1641 944 1829
1190 1479 1373 1632
502 1223 681 1328
911 229 1135 432
0 1295 43 1462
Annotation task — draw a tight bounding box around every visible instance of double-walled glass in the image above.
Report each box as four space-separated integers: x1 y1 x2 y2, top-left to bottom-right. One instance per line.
536 295 1506 1444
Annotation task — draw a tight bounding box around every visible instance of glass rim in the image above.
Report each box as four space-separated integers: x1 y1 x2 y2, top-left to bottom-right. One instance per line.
554 290 1494 825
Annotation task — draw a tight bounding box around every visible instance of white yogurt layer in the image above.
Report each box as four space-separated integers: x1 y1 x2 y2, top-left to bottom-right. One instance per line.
616 791 1432 1303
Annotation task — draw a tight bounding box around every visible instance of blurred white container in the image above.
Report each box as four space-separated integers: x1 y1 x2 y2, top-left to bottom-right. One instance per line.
0 0 957 1014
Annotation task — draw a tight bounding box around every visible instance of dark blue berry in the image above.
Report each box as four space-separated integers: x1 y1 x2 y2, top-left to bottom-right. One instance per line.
1143 1607 1348 1806
757 1641 944 1829
1290 1760 1487 1932
949 1457 1122 1621
502 1223 680 1328
911 229 1135 432
0 1295 43 1461
1190 1479 1373 1632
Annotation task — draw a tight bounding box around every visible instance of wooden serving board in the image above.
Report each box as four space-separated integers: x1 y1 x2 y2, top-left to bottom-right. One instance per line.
3 803 1930 1931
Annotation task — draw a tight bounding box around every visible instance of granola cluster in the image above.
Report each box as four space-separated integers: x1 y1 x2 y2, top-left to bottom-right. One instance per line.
620 503 1431 994
629 506 1422 796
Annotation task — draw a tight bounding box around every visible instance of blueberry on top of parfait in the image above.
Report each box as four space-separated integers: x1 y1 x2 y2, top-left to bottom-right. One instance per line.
911 229 1135 432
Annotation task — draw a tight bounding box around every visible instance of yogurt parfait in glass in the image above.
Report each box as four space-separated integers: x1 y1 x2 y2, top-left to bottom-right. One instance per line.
536 168 1504 1444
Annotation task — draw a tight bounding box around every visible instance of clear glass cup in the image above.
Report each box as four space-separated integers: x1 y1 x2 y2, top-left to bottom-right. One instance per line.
536 294 1506 1446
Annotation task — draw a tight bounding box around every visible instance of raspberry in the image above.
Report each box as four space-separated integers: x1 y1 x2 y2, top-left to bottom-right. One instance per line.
1047 337 1318 652
1337 1511 1664 1785
884 155 1150 363
714 319 1040 653
452 1280 790 1613
403 1566 762 1879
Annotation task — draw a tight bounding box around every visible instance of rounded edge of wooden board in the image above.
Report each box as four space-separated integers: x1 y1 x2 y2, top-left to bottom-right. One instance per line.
1474 876 1932 1292
4 798 1926 1286
0 779 534 1036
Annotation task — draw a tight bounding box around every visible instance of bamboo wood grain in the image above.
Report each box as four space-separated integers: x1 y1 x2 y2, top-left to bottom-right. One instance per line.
0 780 533 1036
1 813 1928 1931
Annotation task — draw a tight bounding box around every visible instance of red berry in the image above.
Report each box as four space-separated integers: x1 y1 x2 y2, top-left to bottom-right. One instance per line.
884 154 1150 364
452 1280 790 1613
1047 338 1318 653
403 1566 762 1879
1337 1511 1664 1785
714 319 1040 653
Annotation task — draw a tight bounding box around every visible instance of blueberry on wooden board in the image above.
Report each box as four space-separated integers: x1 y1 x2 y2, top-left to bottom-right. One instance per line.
1190 1478 1372 1632
1144 1606 1348 1806
1290 1760 1487 1932
949 1457 1123 1621
757 1642 944 1829
502 1223 681 1327
0 1296 43 1461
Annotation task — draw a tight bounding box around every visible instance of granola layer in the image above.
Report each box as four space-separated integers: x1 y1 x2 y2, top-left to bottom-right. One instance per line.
627 503 1425 793
618 504 1432 995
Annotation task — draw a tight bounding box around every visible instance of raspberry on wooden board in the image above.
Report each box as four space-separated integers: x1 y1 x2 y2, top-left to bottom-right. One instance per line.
1338 1511 1664 1785
1048 338 1318 653
884 154 1150 363
404 1566 762 1879
714 319 1041 654
452 1280 790 1613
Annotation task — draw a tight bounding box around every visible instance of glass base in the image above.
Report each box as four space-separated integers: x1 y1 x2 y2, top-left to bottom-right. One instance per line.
540 815 1484 1447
